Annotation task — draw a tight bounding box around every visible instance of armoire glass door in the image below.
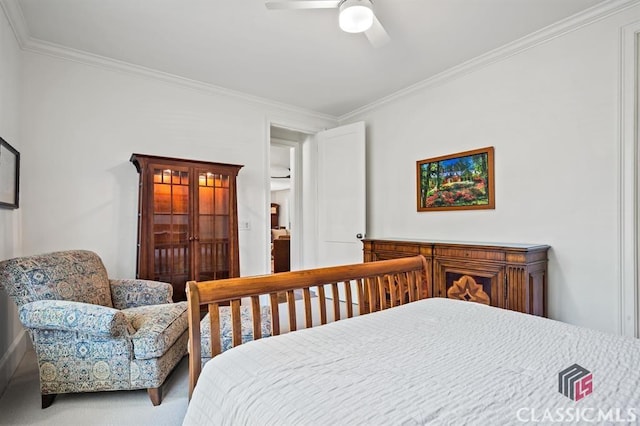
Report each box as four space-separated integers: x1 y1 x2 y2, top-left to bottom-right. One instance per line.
153 167 190 288
132 153 242 302
196 170 230 281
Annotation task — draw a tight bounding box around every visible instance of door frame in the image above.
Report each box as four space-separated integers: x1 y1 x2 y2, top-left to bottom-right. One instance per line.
266 119 328 273
619 21 640 337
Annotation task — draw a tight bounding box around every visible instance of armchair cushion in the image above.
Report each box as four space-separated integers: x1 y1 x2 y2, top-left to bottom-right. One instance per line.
110 279 173 310
0 250 113 308
19 300 132 337
122 302 188 360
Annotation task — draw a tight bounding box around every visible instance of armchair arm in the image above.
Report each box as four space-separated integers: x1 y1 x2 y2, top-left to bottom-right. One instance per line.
109 279 173 309
19 300 132 337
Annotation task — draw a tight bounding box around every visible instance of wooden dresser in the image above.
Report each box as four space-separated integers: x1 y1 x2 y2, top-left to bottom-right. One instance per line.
363 238 550 317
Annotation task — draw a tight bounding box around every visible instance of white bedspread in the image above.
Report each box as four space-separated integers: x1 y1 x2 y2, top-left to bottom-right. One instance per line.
184 298 640 425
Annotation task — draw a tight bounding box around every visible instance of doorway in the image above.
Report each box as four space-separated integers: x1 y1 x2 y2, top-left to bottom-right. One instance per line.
269 126 309 273
267 121 366 276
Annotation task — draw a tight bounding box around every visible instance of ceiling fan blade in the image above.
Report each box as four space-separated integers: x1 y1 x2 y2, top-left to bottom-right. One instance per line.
364 14 390 48
265 0 341 10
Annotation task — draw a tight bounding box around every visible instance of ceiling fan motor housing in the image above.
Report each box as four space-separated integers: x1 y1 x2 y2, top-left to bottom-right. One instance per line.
339 0 374 33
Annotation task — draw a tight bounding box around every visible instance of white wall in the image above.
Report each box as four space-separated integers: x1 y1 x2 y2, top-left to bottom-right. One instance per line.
0 7 26 397
341 5 640 334
0 40 335 391
18 52 335 282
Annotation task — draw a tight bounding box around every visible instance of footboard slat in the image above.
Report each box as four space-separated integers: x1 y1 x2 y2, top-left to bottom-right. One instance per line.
209 303 221 357
187 256 429 399
287 290 297 332
318 285 327 325
251 296 262 339
303 288 313 328
388 275 396 308
332 283 340 321
344 281 353 318
357 279 365 315
270 293 281 336
377 276 387 310
231 300 242 347
406 272 415 302
366 277 376 313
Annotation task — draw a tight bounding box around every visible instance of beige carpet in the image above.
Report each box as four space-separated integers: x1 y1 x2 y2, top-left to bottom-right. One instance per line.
0 349 189 426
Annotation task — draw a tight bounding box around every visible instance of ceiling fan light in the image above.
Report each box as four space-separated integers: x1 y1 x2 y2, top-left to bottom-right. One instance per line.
339 0 374 34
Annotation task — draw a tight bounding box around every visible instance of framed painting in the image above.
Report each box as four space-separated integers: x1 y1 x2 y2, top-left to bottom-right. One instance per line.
416 146 494 212
0 136 20 209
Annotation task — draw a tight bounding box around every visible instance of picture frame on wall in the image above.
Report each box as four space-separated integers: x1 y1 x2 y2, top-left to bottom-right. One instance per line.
0 136 20 209
416 146 494 212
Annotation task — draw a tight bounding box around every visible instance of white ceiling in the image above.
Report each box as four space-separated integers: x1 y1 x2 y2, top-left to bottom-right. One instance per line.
13 0 607 117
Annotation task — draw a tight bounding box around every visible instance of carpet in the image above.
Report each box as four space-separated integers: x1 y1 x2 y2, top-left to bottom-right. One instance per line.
0 295 353 426
0 349 189 426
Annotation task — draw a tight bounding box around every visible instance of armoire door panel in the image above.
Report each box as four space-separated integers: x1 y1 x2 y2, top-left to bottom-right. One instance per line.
131 154 242 302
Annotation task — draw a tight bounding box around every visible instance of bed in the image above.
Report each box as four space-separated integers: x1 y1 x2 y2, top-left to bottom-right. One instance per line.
183 256 640 425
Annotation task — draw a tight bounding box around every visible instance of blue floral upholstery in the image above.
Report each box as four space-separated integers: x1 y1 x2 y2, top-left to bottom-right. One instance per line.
200 305 272 362
2 250 113 307
110 279 172 310
19 300 133 337
123 303 188 359
0 250 188 406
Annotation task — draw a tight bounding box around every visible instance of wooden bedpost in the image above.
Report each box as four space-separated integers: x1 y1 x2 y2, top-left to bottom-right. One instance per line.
186 280 201 399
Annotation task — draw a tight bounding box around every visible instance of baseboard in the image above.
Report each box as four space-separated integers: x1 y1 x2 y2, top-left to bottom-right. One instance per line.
0 329 28 398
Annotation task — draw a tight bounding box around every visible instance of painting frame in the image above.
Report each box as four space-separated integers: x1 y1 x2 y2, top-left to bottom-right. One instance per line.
416 146 494 212
0 136 20 209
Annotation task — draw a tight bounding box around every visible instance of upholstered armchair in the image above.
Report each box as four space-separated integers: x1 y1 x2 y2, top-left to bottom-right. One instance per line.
0 250 188 408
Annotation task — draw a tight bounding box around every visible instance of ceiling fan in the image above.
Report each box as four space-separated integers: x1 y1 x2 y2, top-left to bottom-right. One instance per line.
265 0 390 48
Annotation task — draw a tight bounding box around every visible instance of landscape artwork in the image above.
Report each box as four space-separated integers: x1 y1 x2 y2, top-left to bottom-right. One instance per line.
416 147 494 212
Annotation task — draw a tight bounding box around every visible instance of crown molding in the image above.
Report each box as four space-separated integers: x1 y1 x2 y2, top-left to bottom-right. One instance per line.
0 0 28 48
26 38 338 122
339 0 640 121
0 0 337 123
2 0 638 123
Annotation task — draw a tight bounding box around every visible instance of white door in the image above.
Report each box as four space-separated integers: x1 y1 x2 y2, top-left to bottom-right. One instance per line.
315 121 366 268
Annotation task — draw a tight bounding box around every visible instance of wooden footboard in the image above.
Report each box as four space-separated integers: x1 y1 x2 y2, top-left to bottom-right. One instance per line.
186 255 430 398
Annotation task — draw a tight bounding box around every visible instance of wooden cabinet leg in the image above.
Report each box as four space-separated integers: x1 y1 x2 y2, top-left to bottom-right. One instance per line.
41 394 56 409
148 387 162 406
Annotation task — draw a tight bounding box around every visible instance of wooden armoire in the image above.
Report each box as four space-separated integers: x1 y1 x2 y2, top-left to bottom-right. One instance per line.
130 154 243 301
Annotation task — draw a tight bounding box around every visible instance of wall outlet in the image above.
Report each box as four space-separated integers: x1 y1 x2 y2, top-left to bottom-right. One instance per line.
239 220 251 230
